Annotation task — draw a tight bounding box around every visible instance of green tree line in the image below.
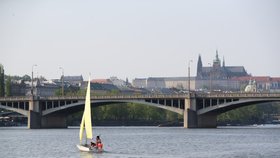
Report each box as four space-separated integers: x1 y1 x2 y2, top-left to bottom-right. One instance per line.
218 102 280 125
67 103 182 125
67 102 280 126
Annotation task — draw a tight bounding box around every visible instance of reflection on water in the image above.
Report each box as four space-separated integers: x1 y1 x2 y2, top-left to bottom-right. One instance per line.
79 152 95 158
0 125 280 158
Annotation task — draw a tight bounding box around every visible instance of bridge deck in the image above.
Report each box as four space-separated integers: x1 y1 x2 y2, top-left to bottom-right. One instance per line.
1 93 279 101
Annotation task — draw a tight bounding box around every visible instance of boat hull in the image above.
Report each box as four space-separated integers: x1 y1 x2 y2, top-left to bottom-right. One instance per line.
76 144 103 152
76 144 92 152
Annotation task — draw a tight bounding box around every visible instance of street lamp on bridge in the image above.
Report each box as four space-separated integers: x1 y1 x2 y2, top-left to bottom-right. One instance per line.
188 59 193 93
59 67 64 96
208 63 212 92
31 64 37 97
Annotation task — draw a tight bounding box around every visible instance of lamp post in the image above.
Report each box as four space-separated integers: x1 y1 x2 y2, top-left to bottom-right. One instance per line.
208 63 212 92
226 76 229 92
188 60 193 93
31 64 37 97
59 67 64 96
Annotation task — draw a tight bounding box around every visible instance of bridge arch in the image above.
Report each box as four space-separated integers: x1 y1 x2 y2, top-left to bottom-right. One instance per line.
0 104 28 116
42 100 184 116
192 98 280 128
197 98 280 115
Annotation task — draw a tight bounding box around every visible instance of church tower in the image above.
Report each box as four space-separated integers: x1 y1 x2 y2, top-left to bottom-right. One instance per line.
213 50 221 68
196 54 203 79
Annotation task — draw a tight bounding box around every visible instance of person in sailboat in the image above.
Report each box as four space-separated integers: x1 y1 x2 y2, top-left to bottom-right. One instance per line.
90 139 96 148
96 135 103 151
90 136 103 150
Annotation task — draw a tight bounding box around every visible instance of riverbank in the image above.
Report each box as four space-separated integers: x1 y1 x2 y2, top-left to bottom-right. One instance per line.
1 118 279 127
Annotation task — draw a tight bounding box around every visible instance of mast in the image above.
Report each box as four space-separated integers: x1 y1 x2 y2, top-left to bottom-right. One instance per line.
84 77 93 139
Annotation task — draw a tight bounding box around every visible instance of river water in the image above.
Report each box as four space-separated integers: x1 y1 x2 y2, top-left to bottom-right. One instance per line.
0 125 280 158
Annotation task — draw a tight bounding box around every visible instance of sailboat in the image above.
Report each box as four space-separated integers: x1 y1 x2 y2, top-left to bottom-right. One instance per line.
76 78 102 152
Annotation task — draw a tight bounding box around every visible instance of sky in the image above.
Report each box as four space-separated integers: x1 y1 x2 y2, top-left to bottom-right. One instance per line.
1 0 280 81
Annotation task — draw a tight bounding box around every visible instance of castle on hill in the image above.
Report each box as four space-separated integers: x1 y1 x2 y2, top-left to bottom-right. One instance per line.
132 51 280 92
196 50 249 80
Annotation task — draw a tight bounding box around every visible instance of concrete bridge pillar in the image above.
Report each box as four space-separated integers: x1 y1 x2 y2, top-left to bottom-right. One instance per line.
28 99 67 129
28 99 41 129
184 97 197 128
197 113 217 128
184 96 218 128
41 114 67 128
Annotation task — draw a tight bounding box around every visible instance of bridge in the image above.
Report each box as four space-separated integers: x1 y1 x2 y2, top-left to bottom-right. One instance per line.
0 92 280 129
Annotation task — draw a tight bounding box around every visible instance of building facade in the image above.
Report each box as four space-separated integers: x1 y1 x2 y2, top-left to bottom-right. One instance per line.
10 80 26 96
132 77 196 90
132 78 147 88
233 76 280 92
63 75 83 86
26 80 60 97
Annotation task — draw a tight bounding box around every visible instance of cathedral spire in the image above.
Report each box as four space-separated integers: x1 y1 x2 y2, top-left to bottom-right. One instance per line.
215 49 219 61
197 54 203 79
213 50 221 67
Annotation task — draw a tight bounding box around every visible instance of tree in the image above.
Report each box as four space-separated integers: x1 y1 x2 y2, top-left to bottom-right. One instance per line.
5 76 11 96
146 106 166 121
22 74 31 81
127 103 146 120
104 104 129 121
166 111 180 122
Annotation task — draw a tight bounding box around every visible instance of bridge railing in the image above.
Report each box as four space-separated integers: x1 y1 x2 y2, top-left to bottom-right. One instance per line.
0 96 32 101
42 94 190 100
0 92 279 101
195 92 280 98
1 94 190 101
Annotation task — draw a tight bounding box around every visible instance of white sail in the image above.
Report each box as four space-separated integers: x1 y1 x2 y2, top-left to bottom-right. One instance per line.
79 113 85 142
79 78 92 142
